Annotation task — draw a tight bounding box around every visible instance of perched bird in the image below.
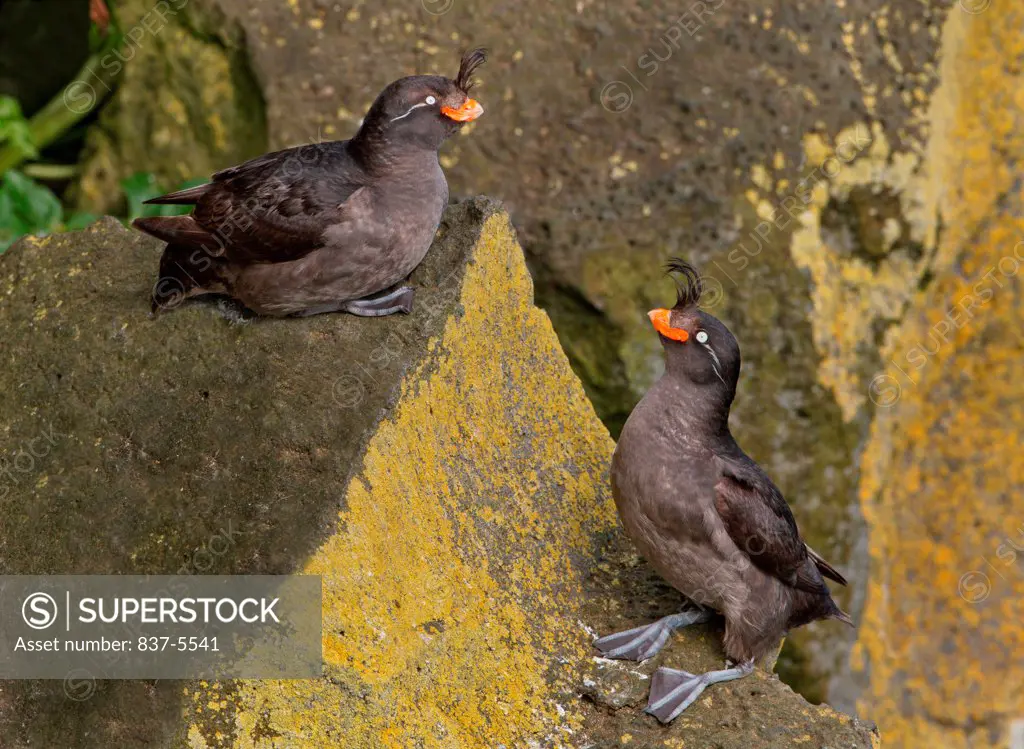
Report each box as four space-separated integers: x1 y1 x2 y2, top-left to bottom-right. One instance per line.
595 261 852 723
135 48 487 317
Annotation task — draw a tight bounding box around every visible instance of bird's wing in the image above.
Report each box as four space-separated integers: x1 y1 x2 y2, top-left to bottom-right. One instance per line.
136 142 373 263
712 455 830 595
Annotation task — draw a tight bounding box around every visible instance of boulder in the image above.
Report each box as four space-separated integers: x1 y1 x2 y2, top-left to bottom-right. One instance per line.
68 0 964 702
853 4 1024 746
0 200 877 747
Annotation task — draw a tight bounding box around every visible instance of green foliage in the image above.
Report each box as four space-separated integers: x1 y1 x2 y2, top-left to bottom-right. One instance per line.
0 97 37 161
0 170 204 253
64 212 100 231
120 172 160 220
0 171 62 251
0 2 143 252
88 0 123 56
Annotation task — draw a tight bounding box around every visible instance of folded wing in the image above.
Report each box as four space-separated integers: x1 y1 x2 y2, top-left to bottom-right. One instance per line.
134 142 369 263
713 455 837 595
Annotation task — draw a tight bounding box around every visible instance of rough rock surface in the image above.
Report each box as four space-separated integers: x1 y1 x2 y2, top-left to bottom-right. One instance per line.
71 0 266 212
0 201 877 747
852 4 1024 747
68 0 974 704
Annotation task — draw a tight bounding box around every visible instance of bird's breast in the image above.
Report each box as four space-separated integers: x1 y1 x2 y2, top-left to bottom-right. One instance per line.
378 168 447 242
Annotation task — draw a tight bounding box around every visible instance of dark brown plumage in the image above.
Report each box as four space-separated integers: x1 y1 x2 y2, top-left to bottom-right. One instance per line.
135 48 487 318
595 260 851 723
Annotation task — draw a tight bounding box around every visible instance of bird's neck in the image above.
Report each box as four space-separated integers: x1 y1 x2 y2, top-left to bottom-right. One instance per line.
655 375 734 442
351 127 441 174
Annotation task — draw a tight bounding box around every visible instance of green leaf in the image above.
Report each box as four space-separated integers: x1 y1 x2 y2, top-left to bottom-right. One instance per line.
120 172 161 221
64 212 100 231
4 170 62 228
0 187 16 228
0 96 21 122
122 173 209 219
0 189 25 252
0 170 63 252
0 96 37 160
88 24 104 53
0 122 39 160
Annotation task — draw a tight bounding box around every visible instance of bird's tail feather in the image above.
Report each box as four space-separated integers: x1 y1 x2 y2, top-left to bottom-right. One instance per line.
829 606 855 628
151 243 227 314
143 183 210 205
806 543 848 586
133 216 224 255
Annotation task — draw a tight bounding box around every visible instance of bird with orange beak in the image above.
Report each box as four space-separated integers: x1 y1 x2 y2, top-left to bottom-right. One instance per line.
595 260 851 723
135 48 486 317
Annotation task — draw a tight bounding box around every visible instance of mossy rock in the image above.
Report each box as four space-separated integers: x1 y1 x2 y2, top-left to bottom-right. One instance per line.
855 3 1024 745
0 201 877 747
69 0 956 703
71 0 267 214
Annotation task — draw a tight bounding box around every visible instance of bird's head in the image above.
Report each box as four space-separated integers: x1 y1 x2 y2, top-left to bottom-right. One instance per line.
649 260 741 401
358 48 486 153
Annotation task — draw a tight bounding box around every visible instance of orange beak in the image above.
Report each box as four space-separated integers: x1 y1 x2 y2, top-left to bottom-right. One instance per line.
648 309 689 342
442 98 484 122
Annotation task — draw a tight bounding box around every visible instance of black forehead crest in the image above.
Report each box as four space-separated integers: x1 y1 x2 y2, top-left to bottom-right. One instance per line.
666 258 704 310
455 48 487 93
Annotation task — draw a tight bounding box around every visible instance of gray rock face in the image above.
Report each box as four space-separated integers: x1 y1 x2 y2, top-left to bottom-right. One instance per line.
69 0 952 704
0 202 878 747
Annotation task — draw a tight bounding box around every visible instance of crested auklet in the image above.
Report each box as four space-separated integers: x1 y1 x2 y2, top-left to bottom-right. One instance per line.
595 260 852 723
135 48 487 317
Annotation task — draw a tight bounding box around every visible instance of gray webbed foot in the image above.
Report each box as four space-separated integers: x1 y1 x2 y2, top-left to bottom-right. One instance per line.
344 286 415 317
644 659 754 723
291 286 416 318
594 608 712 661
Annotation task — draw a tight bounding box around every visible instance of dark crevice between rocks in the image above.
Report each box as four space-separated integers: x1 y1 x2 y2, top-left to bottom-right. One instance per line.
531 275 635 439
820 185 925 269
0 1 91 116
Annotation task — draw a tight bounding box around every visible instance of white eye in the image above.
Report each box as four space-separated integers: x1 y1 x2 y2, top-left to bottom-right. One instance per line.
696 331 709 344
426 95 437 105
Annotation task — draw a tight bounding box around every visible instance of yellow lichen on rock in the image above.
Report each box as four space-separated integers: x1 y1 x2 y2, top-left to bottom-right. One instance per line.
854 2 1024 746
184 212 618 747
781 121 934 421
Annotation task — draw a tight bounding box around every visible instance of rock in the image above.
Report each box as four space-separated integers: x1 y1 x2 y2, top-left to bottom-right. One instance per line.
71 0 267 213
853 4 1024 746
66 0 954 701
0 200 877 747
582 659 650 710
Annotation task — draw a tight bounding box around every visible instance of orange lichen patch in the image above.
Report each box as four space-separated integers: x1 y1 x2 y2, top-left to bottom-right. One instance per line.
184 212 617 747
854 3 1024 746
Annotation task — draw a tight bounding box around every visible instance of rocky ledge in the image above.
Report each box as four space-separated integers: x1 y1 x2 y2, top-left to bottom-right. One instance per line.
0 200 878 747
